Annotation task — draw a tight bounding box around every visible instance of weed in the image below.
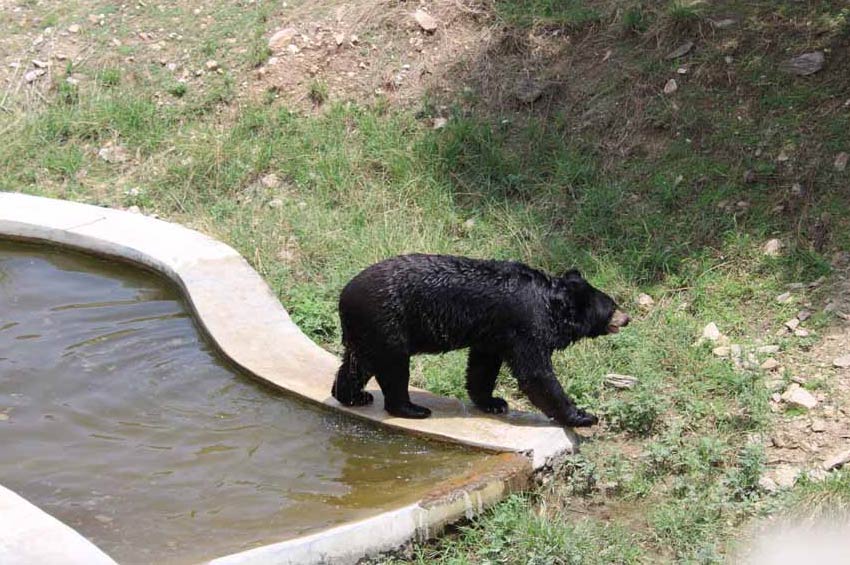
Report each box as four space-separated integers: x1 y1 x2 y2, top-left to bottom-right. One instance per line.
97 68 121 87
308 80 329 106
604 387 665 436
167 82 188 98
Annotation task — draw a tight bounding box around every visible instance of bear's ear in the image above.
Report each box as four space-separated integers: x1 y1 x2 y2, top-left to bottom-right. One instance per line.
561 268 583 281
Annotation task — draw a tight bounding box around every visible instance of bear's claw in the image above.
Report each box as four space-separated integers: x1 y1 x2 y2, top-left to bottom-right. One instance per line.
475 397 509 414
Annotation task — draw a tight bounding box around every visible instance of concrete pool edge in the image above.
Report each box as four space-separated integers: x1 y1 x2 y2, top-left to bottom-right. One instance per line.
209 453 533 565
0 485 115 565
0 191 576 562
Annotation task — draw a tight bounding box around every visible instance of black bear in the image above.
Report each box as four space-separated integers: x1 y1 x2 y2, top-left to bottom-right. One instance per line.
331 254 629 427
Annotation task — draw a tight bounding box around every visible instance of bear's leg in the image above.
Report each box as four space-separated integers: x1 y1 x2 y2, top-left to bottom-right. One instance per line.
466 347 508 414
374 354 431 419
332 348 374 407
507 343 598 427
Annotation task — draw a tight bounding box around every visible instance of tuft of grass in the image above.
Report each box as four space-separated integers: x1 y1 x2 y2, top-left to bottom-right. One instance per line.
308 80 329 106
97 67 122 87
495 0 604 29
167 82 188 98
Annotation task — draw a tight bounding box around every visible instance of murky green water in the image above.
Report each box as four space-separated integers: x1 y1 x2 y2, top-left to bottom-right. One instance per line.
0 241 482 564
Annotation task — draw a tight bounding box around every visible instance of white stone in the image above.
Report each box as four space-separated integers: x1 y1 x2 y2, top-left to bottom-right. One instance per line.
757 345 780 354
98 145 128 163
604 373 638 389
760 358 780 371
772 465 800 488
260 173 280 189
713 346 731 357
833 355 850 369
413 9 438 32
763 238 783 256
784 318 800 331
758 476 777 492
823 449 850 471
781 383 817 410
637 293 654 307
703 322 722 341
268 27 298 51
663 78 678 94
776 292 792 303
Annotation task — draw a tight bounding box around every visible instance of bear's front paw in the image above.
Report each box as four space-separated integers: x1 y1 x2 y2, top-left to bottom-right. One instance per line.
563 409 598 428
475 397 509 414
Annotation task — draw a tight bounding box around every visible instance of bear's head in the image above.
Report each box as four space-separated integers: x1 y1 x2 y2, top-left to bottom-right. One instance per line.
554 269 630 343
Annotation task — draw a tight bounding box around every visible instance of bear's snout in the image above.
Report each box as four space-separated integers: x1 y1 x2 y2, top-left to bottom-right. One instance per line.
607 310 630 334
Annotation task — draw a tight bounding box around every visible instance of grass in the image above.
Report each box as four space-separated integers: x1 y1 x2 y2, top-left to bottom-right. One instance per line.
2 0 850 562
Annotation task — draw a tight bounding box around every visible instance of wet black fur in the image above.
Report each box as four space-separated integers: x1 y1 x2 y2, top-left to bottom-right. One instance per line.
332 254 620 427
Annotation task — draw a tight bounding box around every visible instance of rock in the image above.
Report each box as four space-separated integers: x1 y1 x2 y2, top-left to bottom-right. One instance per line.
762 239 783 257
784 51 825 76
268 198 284 209
811 418 827 432
286 44 300 55
781 383 817 410
94 515 113 524
771 392 782 403
98 144 128 163
260 173 280 189
269 27 298 51
772 465 800 488
32 59 49 68
784 318 800 331
833 355 850 369
823 449 850 471
757 345 780 354
703 322 722 342
836 152 849 172
794 328 810 338
776 292 792 304
758 476 778 493
765 377 784 392
663 78 678 94
760 358 780 371
604 373 638 389
68 24 81 34
797 309 811 322
413 9 438 32
333 32 345 46
743 169 756 183
637 293 655 307
514 77 547 103
463 218 476 230
711 18 737 29
666 40 694 59
24 69 46 82
205 60 219 71
730 344 742 358
127 205 141 214
790 182 804 198
713 346 731 357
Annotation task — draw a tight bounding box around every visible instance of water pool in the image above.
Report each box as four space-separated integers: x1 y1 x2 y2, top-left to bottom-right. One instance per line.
0 241 484 564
